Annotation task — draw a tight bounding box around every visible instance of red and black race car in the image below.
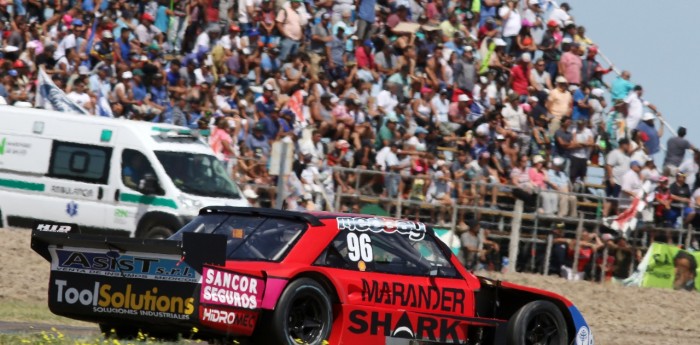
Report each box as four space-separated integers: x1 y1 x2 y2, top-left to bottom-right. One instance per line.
32 207 593 345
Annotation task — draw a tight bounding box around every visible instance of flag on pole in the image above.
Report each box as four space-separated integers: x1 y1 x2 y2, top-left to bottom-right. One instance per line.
35 68 90 114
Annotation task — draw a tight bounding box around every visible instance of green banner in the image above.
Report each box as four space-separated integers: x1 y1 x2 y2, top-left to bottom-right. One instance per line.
641 243 700 291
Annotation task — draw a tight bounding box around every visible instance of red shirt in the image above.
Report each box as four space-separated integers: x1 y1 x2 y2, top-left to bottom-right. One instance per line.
510 64 530 96
355 46 375 69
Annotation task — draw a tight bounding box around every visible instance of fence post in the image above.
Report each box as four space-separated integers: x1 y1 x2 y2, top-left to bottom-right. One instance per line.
543 233 553 276
529 193 542 272
571 212 585 279
600 245 609 284
334 186 342 212
508 200 524 273
686 225 694 250
395 177 403 219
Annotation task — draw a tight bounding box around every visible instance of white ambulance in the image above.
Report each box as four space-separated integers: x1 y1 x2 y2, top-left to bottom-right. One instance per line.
0 107 248 238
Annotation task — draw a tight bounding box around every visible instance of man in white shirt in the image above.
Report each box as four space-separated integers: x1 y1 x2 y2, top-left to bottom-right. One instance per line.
192 25 221 54
624 85 657 131
679 152 700 189
499 0 521 54
620 160 643 208
54 19 81 61
548 2 572 27
135 13 161 47
502 93 529 155
376 83 400 115
569 119 594 183
67 80 93 113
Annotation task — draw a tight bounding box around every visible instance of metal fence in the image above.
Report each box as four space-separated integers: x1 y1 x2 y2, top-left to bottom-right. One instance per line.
234 159 699 282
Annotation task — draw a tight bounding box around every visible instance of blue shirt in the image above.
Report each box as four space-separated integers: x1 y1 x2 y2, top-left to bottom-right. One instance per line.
258 116 279 140
255 96 276 117
572 89 590 121
611 76 634 101
357 0 377 23
132 82 148 101
155 5 169 33
637 121 660 155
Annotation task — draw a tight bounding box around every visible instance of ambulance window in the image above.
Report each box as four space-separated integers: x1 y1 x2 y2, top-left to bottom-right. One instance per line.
48 141 112 184
121 149 161 194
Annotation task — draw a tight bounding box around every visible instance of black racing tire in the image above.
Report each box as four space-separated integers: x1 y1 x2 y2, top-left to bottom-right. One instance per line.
506 300 568 345
143 225 175 239
99 323 138 339
262 278 333 345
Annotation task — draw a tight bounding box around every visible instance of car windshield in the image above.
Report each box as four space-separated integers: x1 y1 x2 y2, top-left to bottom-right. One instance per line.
170 214 307 262
155 151 241 199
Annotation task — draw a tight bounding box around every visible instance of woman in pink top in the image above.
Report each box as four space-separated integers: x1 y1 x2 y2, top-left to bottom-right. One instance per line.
528 155 547 189
210 117 236 173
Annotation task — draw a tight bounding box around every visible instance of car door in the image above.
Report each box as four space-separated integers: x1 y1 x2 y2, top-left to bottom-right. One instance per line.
317 219 475 344
103 148 168 235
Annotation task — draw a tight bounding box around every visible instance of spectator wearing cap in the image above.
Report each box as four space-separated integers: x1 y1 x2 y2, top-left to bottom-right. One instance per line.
375 114 400 149
664 127 696 175
610 70 634 101
603 138 632 216
276 0 305 61
89 30 115 67
668 171 693 226
548 157 578 217
246 122 272 159
529 154 558 213
522 0 544 32
588 88 607 131
539 20 561 83
636 112 664 156
604 99 627 149
454 46 477 93
89 65 112 99
510 52 531 97
309 12 332 79
355 38 375 70
624 85 658 131
546 76 573 135
620 160 644 208
581 46 611 86
114 27 136 64
135 12 161 48
53 18 81 61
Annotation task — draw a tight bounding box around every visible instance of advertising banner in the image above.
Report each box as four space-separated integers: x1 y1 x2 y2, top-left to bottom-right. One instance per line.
48 271 199 325
641 242 700 291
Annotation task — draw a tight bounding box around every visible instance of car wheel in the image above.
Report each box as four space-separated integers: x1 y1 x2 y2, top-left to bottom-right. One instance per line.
268 278 333 345
99 323 138 339
506 300 568 345
143 225 174 239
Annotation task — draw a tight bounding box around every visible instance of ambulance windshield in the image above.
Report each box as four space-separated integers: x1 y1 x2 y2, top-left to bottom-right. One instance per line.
156 151 241 199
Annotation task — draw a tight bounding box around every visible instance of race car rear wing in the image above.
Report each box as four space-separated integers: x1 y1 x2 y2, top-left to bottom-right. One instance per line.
31 221 226 272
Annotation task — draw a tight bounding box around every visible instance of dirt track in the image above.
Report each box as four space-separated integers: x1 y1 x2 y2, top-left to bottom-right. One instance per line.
2 227 699 344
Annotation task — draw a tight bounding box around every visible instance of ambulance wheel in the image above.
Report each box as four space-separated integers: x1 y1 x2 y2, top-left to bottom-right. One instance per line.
143 225 175 239
261 278 332 345
506 300 568 345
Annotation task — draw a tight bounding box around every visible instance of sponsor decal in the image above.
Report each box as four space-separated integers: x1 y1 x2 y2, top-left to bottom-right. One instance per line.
34 222 77 233
576 326 593 345
361 279 465 314
198 306 258 335
0 135 52 173
66 201 78 217
348 310 463 344
50 185 95 198
0 137 5 155
200 267 265 310
337 217 427 241
51 248 197 282
53 279 195 320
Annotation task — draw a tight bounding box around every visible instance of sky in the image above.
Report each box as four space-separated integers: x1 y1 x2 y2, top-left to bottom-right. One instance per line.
565 0 699 157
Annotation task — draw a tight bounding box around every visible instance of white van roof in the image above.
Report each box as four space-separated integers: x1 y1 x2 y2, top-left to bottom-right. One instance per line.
1 106 213 155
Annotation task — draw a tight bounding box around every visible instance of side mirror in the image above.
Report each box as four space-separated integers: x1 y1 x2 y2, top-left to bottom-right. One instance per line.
139 173 158 195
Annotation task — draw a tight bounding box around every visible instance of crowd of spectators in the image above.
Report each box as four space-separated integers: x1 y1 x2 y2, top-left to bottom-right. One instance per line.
3 0 695 230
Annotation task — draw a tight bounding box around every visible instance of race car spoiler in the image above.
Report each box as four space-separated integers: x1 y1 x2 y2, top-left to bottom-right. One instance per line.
30 222 226 272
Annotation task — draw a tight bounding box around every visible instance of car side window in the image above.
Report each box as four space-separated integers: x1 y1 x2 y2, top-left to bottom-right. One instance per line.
48 141 112 184
317 229 458 278
121 149 162 194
